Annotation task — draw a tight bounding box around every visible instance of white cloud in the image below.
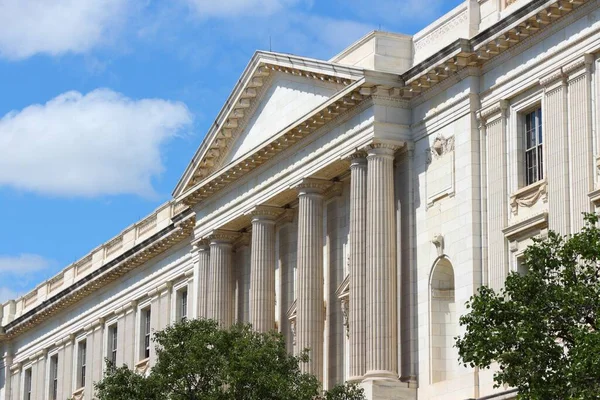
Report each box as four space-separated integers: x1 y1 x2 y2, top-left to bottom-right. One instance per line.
0 0 129 60
0 254 50 274
0 287 19 304
0 89 193 197
0 254 53 303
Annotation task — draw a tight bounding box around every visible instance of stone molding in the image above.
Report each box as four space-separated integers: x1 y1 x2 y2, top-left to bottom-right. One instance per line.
563 53 594 76
510 179 548 216
248 205 285 220
503 211 548 243
206 229 240 243
539 68 566 88
293 177 332 194
479 99 509 122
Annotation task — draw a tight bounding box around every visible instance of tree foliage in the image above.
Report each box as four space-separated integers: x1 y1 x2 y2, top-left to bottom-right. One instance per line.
456 213 600 399
95 318 364 400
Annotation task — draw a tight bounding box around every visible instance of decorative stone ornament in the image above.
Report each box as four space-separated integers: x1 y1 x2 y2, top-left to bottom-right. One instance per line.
432 233 444 257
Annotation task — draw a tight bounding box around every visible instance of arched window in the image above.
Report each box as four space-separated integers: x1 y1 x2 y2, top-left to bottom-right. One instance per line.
429 257 457 383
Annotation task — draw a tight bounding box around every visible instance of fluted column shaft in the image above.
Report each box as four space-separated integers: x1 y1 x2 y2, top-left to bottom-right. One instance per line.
207 234 236 327
365 144 398 380
349 154 367 381
195 243 210 318
250 209 279 332
295 180 327 381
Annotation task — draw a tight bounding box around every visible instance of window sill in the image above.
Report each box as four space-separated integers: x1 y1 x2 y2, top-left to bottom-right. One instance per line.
510 179 547 216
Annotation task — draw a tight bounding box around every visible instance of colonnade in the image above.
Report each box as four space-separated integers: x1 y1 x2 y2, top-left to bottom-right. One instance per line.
195 143 402 384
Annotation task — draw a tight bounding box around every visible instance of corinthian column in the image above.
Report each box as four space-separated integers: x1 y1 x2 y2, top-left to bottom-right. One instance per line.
193 241 210 318
364 143 400 381
249 206 283 332
295 178 329 381
207 230 239 327
348 152 367 382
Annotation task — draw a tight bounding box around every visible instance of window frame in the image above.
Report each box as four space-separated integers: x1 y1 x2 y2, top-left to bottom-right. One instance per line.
523 106 544 186
108 323 118 365
77 339 87 389
49 353 59 400
507 90 544 193
137 304 152 361
23 367 32 400
173 282 189 323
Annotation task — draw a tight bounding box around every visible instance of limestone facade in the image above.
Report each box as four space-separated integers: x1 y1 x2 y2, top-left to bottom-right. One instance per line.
2 1 600 399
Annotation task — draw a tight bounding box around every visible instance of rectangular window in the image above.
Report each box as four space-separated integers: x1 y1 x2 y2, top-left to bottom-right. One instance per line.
78 340 87 388
23 368 32 400
143 308 151 359
109 325 118 365
50 355 58 400
180 290 188 322
524 107 543 186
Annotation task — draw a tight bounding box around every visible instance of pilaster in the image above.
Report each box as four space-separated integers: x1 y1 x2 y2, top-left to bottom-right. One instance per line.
479 100 509 291
541 70 570 235
565 54 595 232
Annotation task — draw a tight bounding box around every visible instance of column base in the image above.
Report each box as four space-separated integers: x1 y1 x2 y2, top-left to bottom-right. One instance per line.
360 379 417 400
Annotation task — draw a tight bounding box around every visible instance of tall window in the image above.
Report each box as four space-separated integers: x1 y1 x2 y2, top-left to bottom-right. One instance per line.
78 340 87 388
23 368 32 400
50 355 58 400
524 107 543 186
143 308 151 359
109 325 118 365
179 290 188 322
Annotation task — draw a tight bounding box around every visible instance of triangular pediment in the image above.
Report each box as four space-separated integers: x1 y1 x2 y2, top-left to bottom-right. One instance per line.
221 72 344 166
173 51 365 200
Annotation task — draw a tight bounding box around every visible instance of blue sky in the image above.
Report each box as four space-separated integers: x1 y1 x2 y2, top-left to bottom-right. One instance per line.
0 0 464 302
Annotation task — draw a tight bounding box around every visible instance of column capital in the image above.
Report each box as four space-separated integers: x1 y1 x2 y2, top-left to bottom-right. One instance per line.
360 141 403 157
206 229 240 244
344 150 368 164
248 205 285 222
191 238 210 251
292 178 331 195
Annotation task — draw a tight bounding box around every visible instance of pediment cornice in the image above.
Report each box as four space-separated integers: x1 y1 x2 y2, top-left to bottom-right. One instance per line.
173 51 366 199
175 0 592 208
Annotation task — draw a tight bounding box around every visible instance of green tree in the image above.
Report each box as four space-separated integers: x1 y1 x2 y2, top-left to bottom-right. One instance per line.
95 318 365 400
456 213 600 399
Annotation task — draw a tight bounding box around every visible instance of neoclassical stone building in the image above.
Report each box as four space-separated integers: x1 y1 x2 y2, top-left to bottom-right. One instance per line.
2 0 600 398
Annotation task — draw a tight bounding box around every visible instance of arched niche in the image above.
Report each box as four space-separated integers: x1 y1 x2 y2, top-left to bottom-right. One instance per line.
429 256 457 384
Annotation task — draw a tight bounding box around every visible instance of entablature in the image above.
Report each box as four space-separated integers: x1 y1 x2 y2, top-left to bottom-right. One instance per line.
1 204 194 339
